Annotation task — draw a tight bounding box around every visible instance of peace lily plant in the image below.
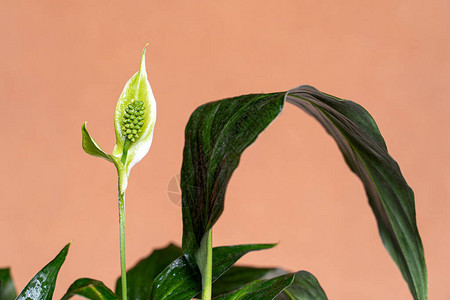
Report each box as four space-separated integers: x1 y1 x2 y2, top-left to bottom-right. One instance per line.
0 46 428 300
81 44 156 300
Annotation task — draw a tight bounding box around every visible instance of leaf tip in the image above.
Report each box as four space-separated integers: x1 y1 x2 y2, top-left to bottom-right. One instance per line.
61 242 71 255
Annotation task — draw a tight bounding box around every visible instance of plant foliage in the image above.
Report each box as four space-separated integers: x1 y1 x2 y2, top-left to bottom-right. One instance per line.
3 48 427 300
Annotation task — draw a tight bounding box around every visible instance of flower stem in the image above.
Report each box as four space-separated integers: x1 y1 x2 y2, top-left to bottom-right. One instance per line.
118 191 127 300
201 229 213 300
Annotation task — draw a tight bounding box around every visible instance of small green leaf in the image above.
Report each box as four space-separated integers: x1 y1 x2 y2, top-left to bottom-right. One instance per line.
286 85 427 299
0 268 16 300
16 243 70 300
61 278 118 300
212 266 282 297
181 93 285 257
151 244 275 299
278 271 328 300
115 243 183 300
214 274 295 300
82 122 114 163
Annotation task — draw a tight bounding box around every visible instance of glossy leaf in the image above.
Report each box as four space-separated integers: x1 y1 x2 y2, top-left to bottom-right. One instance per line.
61 278 118 300
211 244 276 280
181 92 285 256
115 243 183 300
285 85 427 299
16 243 70 300
214 273 295 300
277 271 327 300
151 244 275 299
0 268 16 300
212 266 283 297
213 267 327 300
150 253 200 300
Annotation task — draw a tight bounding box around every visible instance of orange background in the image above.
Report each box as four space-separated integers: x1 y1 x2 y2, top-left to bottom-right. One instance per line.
1 1 449 299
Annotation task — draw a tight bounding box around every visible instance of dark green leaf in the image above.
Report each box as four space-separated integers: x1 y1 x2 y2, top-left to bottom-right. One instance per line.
150 254 200 300
277 271 327 300
211 244 276 281
285 85 427 299
151 244 275 299
115 243 183 300
61 278 118 300
212 266 283 297
16 243 70 300
0 268 16 300
214 274 295 300
213 267 327 300
181 92 285 256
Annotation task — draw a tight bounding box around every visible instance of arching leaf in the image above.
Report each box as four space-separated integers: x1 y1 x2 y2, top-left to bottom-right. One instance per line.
213 273 295 300
213 267 327 300
61 278 118 300
285 85 427 300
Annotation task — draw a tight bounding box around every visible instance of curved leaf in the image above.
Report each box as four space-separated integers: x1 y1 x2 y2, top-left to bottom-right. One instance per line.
213 267 327 300
277 271 327 300
181 92 285 256
16 243 70 300
211 244 276 281
150 254 200 300
285 85 427 299
82 123 114 163
61 278 118 300
0 268 16 300
115 243 183 300
213 273 295 300
151 244 275 299
212 266 283 297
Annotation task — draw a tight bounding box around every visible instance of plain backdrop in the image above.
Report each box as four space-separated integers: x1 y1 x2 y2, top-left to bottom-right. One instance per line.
1 1 449 299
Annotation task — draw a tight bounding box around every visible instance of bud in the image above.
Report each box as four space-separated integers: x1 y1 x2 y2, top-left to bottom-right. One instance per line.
82 45 156 192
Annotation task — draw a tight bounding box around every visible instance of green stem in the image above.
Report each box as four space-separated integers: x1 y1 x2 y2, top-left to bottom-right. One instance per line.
201 229 213 300
121 139 131 164
118 191 127 300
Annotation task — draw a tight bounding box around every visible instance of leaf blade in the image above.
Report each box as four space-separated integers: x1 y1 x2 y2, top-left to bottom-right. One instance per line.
115 243 183 300
212 266 283 297
181 92 285 256
279 271 327 300
0 268 16 300
16 243 70 300
285 85 427 300
61 278 118 300
213 274 295 300
213 267 327 300
151 244 275 299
